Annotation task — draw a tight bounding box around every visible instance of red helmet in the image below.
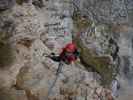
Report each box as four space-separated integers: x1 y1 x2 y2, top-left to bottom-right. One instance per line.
64 43 77 52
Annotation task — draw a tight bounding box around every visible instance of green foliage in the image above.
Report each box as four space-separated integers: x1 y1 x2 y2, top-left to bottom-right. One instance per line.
0 32 14 67
73 36 114 86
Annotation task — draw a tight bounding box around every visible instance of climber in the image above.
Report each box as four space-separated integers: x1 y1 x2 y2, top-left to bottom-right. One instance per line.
45 42 80 100
47 42 80 65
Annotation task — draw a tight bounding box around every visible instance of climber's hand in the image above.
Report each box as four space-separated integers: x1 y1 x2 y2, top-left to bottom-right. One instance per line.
51 52 55 55
71 61 74 65
77 58 80 62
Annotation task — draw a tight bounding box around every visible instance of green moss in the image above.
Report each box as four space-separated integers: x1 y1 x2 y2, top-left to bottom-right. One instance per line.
104 25 112 33
72 11 92 32
73 36 114 86
16 0 24 5
0 32 14 67
72 10 115 86
0 88 16 100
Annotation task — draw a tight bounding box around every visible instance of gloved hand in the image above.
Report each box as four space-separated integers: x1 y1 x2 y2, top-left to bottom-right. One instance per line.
76 58 80 62
51 52 55 55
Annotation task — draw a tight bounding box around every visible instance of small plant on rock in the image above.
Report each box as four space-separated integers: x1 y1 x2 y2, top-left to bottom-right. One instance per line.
0 32 14 67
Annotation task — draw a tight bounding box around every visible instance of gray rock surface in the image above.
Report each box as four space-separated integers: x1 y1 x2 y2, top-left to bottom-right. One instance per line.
72 0 133 99
0 0 133 100
0 0 110 100
0 0 15 11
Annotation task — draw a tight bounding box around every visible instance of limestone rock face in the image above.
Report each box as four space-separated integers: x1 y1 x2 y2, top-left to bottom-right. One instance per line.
0 0 106 100
73 0 133 100
74 0 133 24
0 0 15 11
1 0 133 100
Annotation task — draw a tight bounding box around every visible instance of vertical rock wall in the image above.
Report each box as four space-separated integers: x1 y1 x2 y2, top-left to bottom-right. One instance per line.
72 0 133 99
0 0 113 100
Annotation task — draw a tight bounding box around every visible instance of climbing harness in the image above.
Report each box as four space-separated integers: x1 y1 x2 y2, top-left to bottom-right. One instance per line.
45 61 64 100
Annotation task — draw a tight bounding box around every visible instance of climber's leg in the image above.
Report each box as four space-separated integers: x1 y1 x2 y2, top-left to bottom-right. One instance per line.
56 61 64 75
